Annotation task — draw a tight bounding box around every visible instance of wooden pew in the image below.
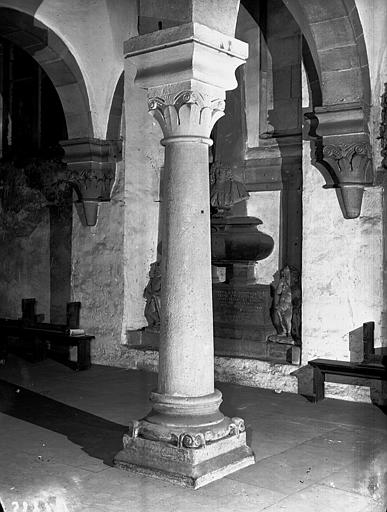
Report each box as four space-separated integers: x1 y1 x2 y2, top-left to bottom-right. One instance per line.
308 358 387 402
307 322 387 402
0 300 94 370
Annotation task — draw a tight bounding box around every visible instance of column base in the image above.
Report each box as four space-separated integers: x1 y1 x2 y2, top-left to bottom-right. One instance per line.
114 430 255 489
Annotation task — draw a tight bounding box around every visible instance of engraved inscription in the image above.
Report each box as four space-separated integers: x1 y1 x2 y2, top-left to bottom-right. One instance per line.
212 285 270 326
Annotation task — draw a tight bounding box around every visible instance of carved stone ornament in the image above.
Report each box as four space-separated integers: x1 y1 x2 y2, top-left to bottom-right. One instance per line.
209 161 249 213
68 167 115 202
319 142 373 219
269 265 301 345
121 415 246 450
143 260 162 329
304 106 373 219
60 137 122 226
148 90 226 140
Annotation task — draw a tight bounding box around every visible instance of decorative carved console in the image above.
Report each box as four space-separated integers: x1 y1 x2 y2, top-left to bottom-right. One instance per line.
60 137 122 226
304 103 373 219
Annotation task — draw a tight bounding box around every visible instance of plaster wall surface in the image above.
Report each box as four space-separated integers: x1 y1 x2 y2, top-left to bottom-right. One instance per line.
355 0 387 166
121 61 164 335
246 191 280 285
0 211 50 321
71 156 125 360
302 141 383 365
0 0 137 138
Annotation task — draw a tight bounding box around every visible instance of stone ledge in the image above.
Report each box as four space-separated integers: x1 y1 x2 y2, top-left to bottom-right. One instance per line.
92 346 374 404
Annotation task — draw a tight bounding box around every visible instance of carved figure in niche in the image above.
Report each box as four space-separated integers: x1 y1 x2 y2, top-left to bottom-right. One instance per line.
269 265 301 345
209 161 249 216
144 261 162 329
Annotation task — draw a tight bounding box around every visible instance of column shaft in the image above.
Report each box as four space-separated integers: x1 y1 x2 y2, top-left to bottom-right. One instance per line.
159 140 214 397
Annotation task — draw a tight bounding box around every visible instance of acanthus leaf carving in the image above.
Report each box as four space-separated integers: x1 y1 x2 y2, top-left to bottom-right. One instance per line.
148 89 225 139
314 141 373 219
321 142 373 185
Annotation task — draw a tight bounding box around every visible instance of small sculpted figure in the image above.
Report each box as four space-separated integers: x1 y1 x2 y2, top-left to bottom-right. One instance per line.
143 261 162 329
209 161 249 215
269 265 301 345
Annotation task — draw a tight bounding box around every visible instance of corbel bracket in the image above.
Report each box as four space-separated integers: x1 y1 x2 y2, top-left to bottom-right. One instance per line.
304 103 373 219
60 137 122 226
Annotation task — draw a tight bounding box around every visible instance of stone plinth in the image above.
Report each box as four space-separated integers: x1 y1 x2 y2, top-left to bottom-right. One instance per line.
115 430 253 489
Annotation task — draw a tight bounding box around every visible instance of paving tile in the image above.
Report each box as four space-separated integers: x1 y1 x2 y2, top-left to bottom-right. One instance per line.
1 358 386 512
318 449 387 503
197 478 286 511
263 483 379 512
226 441 351 494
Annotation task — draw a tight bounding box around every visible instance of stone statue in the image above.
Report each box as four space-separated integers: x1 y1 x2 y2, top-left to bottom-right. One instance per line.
143 261 162 329
269 265 301 345
209 161 249 215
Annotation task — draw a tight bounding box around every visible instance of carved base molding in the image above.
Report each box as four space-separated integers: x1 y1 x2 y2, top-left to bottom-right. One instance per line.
114 416 254 489
114 388 254 488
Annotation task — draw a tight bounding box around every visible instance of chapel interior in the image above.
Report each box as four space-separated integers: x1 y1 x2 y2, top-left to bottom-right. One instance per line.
0 1 386 511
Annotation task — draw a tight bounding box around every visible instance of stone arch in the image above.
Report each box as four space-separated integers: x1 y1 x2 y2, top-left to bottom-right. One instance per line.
283 0 371 108
279 0 372 219
0 7 92 139
106 72 124 140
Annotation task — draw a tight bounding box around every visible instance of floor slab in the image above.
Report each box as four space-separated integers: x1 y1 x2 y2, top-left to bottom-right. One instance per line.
0 356 386 511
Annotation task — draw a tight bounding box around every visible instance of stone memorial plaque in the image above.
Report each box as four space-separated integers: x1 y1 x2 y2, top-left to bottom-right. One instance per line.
212 283 274 343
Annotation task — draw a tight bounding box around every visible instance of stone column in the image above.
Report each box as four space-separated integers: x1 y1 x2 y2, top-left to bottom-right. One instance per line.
114 22 254 488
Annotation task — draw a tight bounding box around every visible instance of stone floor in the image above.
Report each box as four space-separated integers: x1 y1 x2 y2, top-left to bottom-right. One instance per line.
0 355 386 512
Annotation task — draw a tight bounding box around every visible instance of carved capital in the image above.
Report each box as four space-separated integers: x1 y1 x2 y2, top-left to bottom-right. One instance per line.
125 22 247 142
148 89 225 140
304 105 374 219
60 137 122 226
321 143 373 186
60 137 121 201
313 141 373 219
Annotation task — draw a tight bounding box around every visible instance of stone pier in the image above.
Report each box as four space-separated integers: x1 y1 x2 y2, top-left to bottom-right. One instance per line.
114 22 255 488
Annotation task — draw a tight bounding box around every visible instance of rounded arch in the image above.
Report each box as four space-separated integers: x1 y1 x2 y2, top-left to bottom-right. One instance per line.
0 7 93 139
282 0 371 109
106 71 124 141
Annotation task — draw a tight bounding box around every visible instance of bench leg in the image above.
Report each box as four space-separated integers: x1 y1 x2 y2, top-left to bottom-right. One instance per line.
31 336 47 362
76 339 91 370
0 334 8 365
313 367 325 402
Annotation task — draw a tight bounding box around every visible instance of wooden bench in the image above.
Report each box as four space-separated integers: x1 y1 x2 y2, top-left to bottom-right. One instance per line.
308 358 387 402
0 300 94 371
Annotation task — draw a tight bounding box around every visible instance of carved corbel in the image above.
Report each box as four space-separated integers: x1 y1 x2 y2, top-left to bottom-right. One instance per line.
304 104 373 219
60 137 122 226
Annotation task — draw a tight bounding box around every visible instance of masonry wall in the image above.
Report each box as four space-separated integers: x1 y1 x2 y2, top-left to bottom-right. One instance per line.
0 208 50 321
71 155 126 362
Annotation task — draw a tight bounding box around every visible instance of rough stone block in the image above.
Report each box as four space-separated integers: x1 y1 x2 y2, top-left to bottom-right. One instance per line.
311 18 353 52
304 0 348 23
321 68 362 104
319 45 359 73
